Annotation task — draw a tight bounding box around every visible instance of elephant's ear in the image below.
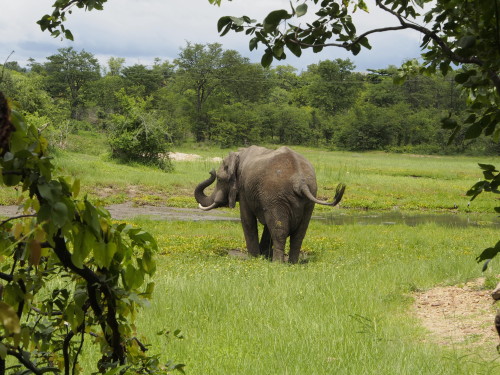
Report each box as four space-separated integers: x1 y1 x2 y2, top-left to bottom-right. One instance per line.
226 152 240 208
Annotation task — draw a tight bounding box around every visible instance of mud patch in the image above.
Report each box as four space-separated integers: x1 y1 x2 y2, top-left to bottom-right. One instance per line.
106 202 238 221
413 278 499 347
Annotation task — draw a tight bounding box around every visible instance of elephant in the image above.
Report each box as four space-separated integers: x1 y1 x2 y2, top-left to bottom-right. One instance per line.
194 145 345 264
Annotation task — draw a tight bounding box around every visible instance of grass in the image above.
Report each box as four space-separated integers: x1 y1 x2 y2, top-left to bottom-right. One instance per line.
100 219 500 375
3 134 500 373
2 138 498 213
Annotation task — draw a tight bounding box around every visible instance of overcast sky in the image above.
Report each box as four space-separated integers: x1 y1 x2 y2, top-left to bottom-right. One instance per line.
1 0 425 72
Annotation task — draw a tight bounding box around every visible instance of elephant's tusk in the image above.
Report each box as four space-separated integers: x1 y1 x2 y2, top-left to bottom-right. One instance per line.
198 202 218 211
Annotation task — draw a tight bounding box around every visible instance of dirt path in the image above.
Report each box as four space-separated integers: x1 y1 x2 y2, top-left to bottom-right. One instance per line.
413 278 499 349
0 202 238 221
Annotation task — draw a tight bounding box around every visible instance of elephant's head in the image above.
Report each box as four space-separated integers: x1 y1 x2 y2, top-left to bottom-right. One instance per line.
194 151 239 211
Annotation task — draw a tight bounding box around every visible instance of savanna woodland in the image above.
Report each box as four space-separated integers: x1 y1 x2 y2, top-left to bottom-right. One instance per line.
1 0 500 374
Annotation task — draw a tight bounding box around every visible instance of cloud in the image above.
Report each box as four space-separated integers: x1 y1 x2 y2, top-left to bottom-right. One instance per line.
0 0 424 71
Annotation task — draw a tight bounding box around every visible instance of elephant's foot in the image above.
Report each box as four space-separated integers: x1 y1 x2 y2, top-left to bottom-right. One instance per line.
288 250 300 264
272 248 285 263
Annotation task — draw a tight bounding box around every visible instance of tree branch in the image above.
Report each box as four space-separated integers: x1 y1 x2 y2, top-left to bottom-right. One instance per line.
51 232 126 365
0 215 36 227
6 349 58 374
293 24 407 49
0 272 13 282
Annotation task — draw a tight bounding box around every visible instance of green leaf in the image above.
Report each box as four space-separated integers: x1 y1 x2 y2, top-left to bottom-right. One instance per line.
71 227 92 269
440 117 458 129
83 200 101 237
476 241 500 268
296 3 308 17
123 264 144 290
91 241 107 268
478 164 497 172
454 72 470 84
458 35 476 49
249 37 259 51
273 44 284 58
64 29 74 41
263 10 291 33
217 16 232 33
464 122 484 139
261 52 274 68
52 201 69 227
358 36 371 50
285 39 302 57
0 342 7 359
0 302 21 334
72 179 81 197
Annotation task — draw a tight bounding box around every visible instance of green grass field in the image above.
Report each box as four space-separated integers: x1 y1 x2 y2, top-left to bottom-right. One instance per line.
2 134 498 213
121 220 499 374
2 134 500 374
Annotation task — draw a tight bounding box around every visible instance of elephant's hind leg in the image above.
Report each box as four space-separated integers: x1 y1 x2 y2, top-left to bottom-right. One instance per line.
288 206 314 264
259 225 273 259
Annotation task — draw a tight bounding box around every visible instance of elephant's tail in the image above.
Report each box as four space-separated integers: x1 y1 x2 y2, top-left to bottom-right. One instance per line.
302 183 346 207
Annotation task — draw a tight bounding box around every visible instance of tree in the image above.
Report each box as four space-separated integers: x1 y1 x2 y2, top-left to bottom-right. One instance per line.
215 1 499 142
0 93 181 374
121 64 163 96
303 59 362 115
107 57 126 76
44 47 100 119
107 89 172 170
174 42 240 142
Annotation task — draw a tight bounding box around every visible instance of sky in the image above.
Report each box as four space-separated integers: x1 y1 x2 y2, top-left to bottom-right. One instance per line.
0 0 425 73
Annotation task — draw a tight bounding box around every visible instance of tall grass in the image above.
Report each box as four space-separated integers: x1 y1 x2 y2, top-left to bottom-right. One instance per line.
102 219 500 375
3 134 500 373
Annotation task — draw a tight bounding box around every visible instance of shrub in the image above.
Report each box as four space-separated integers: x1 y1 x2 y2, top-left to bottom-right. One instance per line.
107 90 172 171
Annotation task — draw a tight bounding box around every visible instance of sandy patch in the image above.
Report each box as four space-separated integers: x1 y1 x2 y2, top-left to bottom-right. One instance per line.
168 152 222 162
413 278 499 347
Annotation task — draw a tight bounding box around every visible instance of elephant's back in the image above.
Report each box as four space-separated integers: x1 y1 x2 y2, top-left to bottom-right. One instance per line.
242 147 317 196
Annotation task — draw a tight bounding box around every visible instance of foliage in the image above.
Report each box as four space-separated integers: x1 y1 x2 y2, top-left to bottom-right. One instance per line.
0 92 182 373
44 47 100 120
215 0 500 146
468 164 500 270
303 59 362 115
107 90 172 171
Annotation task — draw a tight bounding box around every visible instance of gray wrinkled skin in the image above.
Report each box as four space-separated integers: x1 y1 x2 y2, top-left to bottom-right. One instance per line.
194 146 345 263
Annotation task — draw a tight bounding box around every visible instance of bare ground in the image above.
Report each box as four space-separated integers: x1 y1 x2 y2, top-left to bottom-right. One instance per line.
413 278 500 348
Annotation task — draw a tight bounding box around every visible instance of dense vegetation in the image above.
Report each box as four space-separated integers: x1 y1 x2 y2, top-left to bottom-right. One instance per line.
2 44 497 165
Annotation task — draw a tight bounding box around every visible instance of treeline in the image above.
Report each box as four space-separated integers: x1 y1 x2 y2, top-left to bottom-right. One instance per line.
1 43 498 168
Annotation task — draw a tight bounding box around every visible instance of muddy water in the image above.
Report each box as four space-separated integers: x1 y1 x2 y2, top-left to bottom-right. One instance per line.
317 211 500 228
1 203 498 228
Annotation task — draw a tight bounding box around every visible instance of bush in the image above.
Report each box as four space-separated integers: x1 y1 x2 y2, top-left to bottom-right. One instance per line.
107 90 172 171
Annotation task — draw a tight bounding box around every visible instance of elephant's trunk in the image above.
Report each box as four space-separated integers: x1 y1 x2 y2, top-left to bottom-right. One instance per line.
194 169 216 209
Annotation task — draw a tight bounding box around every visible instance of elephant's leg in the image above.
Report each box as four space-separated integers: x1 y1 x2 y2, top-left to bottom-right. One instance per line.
265 213 289 263
239 200 260 257
289 232 305 264
270 231 287 263
259 225 272 259
288 205 314 264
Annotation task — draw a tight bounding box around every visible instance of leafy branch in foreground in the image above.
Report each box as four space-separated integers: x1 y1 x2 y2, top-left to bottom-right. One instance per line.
215 0 500 143
0 91 183 374
470 164 500 271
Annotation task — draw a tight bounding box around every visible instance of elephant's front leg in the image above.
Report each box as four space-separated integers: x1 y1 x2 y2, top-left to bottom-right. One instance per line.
239 200 260 257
